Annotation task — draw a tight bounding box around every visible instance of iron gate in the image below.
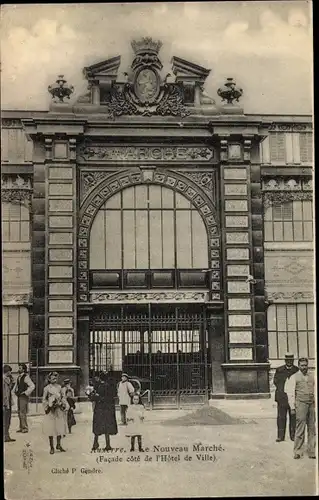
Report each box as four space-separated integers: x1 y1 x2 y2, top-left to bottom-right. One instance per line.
89 305 211 407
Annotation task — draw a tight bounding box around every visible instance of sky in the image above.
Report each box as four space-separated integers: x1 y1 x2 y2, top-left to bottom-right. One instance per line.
1 1 313 114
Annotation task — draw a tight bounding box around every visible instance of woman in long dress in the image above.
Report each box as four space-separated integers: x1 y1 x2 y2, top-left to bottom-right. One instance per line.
42 372 68 454
88 371 118 452
62 379 76 434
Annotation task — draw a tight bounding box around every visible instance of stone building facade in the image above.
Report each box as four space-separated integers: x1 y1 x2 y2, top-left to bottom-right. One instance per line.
1 38 314 404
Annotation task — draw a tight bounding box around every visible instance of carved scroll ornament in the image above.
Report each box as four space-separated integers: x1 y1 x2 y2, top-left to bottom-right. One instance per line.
90 291 208 303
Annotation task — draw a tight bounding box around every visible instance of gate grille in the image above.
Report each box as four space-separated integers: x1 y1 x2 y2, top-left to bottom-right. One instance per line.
90 305 211 408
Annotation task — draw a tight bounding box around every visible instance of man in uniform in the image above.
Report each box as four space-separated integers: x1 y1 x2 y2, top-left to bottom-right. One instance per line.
273 353 298 442
285 357 316 459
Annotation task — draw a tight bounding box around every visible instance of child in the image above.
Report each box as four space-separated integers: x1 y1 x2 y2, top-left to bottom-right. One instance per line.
125 393 145 452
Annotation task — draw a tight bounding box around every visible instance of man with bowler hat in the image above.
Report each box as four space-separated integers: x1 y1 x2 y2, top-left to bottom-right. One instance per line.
273 353 298 442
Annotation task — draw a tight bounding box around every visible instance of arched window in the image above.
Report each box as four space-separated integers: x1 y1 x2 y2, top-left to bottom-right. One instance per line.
89 185 209 287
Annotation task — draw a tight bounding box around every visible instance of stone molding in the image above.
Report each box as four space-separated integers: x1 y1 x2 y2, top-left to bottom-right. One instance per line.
263 191 313 207
79 168 216 204
90 291 208 303
262 177 313 207
2 292 32 305
1 119 22 128
267 290 314 301
262 177 312 191
77 144 215 162
267 123 312 132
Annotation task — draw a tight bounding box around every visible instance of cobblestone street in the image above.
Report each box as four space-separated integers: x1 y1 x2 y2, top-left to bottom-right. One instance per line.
4 403 317 499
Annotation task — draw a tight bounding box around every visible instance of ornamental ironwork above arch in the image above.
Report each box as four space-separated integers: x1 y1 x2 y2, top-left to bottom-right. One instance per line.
77 168 220 302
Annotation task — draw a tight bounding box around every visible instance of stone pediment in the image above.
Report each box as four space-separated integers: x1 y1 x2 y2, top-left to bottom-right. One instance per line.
84 55 121 82
55 37 248 116
171 56 210 83
75 37 217 116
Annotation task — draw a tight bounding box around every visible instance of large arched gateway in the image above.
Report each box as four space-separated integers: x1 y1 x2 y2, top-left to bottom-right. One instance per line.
6 36 314 405
88 184 212 405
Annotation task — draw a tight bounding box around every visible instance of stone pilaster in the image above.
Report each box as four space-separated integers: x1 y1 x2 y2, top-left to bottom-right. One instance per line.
31 142 47 366
45 136 78 372
220 136 270 394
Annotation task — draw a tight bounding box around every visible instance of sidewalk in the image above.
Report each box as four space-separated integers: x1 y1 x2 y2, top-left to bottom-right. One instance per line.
4 405 317 499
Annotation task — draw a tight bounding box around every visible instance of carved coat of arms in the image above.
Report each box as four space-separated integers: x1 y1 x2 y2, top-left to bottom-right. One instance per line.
107 37 190 118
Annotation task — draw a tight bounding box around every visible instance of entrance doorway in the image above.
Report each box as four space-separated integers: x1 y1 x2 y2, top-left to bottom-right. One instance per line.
89 304 211 407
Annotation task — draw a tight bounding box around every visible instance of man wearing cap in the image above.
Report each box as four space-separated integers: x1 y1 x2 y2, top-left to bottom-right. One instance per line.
13 363 35 433
285 357 316 459
117 373 134 425
273 353 298 442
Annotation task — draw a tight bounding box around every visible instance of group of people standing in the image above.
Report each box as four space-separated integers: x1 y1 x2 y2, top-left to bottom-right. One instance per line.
3 365 76 454
274 354 316 459
86 371 145 453
3 363 35 442
5 358 315 459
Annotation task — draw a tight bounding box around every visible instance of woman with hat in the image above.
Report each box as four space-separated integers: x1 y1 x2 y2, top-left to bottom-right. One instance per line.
62 379 76 434
88 371 118 452
42 372 68 454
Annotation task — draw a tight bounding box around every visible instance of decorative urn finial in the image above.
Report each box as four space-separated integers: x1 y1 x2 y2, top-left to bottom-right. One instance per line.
48 75 74 103
217 77 243 105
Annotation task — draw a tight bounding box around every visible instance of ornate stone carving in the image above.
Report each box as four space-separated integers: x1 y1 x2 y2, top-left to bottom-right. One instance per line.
78 144 214 162
268 122 310 132
105 38 190 118
1 119 22 128
217 78 243 104
263 191 313 207
2 292 32 305
80 170 117 202
262 177 313 207
262 177 312 191
267 290 314 301
48 75 74 103
265 254 313 284
182 172 215 199
90 291 208 303
1 176 32 207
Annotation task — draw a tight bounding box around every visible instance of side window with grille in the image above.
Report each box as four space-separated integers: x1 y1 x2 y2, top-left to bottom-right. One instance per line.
264 200 313 242
268 304 315 362
2 202 30 242
269 133 286 163
299 133 313 163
